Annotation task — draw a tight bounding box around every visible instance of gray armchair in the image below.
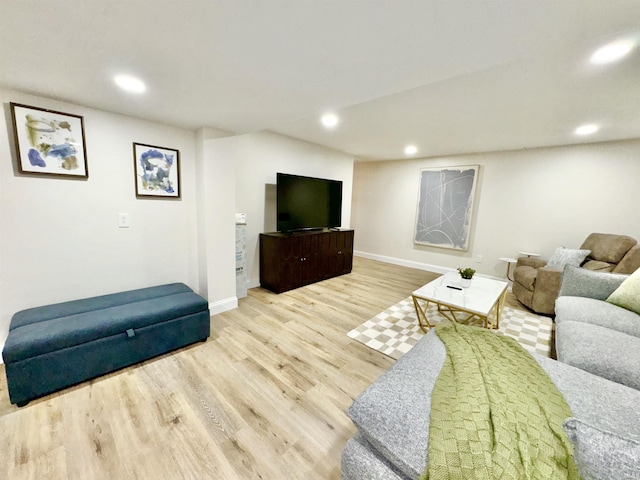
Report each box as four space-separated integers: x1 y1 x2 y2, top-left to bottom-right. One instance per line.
512 233 640 315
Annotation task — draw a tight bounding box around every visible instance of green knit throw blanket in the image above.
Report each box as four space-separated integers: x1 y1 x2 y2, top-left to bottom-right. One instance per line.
422 323 580 480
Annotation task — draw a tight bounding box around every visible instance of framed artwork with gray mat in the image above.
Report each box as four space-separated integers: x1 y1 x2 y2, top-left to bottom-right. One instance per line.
414 165 478 250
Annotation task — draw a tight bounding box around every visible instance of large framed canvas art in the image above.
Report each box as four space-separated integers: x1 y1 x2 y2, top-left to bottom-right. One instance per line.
414 165 479 251
10 102 88 178
133 143 181 199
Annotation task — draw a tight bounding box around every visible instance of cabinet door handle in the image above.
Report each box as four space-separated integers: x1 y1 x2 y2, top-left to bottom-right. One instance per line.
338 251 342 254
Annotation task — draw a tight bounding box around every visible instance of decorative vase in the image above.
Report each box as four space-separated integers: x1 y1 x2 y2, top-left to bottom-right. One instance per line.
460 278 471 288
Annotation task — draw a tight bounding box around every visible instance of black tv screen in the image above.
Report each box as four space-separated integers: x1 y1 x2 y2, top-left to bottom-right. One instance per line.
277 173 342 233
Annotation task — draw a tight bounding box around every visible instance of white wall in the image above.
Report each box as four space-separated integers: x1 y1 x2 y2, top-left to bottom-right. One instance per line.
0 89 200 351
206 131 355 288
0 92 356 354
352 139 640 278
194 126 236 313
200 131 238 313
8 88 636 358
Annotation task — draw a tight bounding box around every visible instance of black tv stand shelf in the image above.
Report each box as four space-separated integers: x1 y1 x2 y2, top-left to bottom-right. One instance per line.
259 229 354 294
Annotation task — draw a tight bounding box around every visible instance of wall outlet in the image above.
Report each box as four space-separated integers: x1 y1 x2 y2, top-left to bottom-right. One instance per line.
118 213 130 228
475 255 482 263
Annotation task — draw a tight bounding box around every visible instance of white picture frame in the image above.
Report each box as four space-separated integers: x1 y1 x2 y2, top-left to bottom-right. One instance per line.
414 165 479 250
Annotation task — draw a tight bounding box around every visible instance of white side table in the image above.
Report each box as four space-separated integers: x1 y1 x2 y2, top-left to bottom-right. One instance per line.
498 257 517 281
518 251 541 258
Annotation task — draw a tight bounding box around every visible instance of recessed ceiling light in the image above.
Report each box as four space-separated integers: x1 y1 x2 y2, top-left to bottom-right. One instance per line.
114 74 146 94
321 113 339 129
575 124 599 136
590 40 634 65
404 145 418 155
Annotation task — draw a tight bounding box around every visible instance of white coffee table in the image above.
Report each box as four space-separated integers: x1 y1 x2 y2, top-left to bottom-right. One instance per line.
411 272 508 332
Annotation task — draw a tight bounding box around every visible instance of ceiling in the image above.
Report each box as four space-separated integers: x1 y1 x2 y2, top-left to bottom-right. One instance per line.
1 0 639 161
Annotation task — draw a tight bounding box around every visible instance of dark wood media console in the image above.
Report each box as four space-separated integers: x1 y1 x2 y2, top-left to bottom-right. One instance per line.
259 229 354 293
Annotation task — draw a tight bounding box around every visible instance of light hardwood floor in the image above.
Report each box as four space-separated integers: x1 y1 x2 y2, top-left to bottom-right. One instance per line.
0 257 523 479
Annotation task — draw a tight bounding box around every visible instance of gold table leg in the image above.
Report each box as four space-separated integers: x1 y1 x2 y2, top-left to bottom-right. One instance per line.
412 295 433 333
413 290 507 332
436 304 486 327
491 288 507 330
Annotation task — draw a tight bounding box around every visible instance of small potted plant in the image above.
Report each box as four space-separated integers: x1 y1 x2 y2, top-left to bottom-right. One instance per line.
457 267 476 287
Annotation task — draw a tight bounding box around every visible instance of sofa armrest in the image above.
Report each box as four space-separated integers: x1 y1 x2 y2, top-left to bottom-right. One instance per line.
558 265 628 300
516 257 548 269
614 244 640 274
531 267 563 315
536 266 563 284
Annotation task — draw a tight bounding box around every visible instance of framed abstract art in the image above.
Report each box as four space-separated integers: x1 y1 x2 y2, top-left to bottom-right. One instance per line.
10 102 88 178
414 165 479 250
133 143 181 199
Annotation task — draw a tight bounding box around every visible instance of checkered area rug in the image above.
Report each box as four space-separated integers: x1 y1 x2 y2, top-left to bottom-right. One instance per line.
348 297 553 360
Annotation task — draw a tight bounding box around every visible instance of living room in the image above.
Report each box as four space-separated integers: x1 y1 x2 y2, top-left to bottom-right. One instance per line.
4 89 638 351
2 1 640 478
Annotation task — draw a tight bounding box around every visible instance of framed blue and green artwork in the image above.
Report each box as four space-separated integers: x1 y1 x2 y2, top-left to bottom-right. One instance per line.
10 102 88 178
133 142 180 199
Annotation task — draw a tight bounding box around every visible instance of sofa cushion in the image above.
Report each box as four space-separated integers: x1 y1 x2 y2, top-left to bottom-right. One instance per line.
558 265 627 301
555 296 640 338
347 329 445 479
581 233 637 264
582 260 615 272
556 321 640 390
607 268 640 315
546 247 590 269
341 434 406 480
9 283 193 330
563 417 640 480
534 354 640 439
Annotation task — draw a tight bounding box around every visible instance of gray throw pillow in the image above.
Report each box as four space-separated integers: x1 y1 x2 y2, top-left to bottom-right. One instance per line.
563 417 640 480
546 247 590 269
557 265 628 299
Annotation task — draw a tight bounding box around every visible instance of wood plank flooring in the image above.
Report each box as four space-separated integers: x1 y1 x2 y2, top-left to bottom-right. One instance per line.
0 257 524 479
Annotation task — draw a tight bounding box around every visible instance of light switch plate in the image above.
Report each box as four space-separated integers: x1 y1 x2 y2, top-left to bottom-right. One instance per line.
118 213 130 228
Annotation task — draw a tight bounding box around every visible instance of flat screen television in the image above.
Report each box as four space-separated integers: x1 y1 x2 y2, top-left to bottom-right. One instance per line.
277 173 342 233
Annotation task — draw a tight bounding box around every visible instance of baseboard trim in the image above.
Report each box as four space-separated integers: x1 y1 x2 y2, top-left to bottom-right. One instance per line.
353 250 507 282
209 296 238 315
244 253 508 296
354 250 452 275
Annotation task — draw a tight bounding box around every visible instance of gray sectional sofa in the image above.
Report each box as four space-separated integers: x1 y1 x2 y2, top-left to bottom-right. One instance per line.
342 266 640 479
555 265 640 391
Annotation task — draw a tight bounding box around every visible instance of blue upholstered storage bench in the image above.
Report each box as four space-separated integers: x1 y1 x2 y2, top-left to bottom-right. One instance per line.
2 283 210 406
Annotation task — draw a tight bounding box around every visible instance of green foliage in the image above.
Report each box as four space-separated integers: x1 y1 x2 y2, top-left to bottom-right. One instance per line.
457 267 476 279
